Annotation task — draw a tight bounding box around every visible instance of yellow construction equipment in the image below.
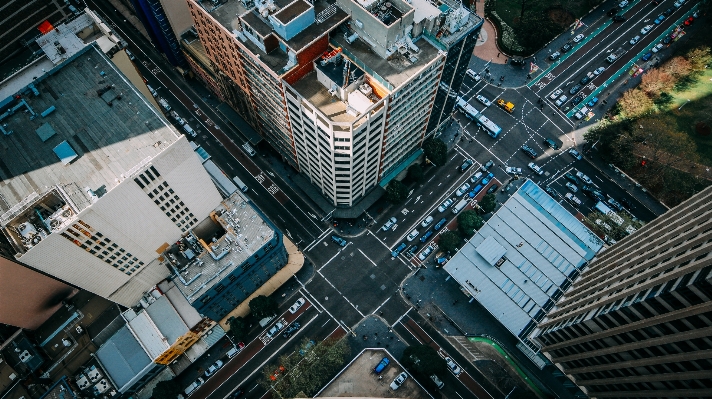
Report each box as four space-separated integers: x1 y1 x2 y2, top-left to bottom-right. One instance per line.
497 99 514 113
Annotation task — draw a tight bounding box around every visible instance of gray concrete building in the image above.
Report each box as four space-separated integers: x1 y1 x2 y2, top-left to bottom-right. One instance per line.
532 186 712 398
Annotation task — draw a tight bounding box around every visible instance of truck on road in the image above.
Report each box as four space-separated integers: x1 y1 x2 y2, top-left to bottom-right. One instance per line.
497 99 514 113
452 198 470 214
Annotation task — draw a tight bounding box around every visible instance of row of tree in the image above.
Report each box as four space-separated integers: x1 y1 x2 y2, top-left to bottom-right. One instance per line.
437 195 497 254
227 295 279 341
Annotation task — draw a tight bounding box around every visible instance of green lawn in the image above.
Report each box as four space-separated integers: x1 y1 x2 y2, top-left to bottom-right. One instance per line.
664 67 712 166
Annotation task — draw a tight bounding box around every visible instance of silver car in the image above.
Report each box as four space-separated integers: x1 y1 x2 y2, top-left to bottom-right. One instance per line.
555 95 568 107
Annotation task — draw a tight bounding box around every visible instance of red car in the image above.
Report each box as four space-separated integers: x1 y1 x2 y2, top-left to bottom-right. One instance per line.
684 17 694 26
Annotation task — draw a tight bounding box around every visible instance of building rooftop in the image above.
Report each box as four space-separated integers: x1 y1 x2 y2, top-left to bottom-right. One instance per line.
95 326 151 392
317 348 431 398
0 45 179 254
444 180 603 350
166 192 276 303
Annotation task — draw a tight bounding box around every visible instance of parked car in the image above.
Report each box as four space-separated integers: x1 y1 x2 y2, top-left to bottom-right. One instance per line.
419 230 434 243
505 166 523 175
619 0 629 7
674 0 684 7
470 171 483 184
663 35 673 44
545 186 560 199
481 159 494 171
381 217 397 231
569 84 582 95
607 197 624 211
663 7 674 16
466 69 481 81
612 15 626 22
640 24 653 35
576 171 592 184
405 245 419 258
434 218 448 231
684 16 694 25
289 297 306 314
555 95 568 107
544 138 559 150
651 43 664 53
560 42 573 53
568 148 582 160
573 34 585 43
654 14 665 24
459 159 473 172
583 185 606 202
476 95 492 107
572 95 584 105
421 216 434 228
565 182 579 192
549 51 561 61
565 173 581 185
594 66 606 75
528 162 544 175
455 183 471 197
390 372 408 390
642 52 653 61
282 322 301 338
565 193 582 206
438 198 454 212
331 235 347 247
266 322 285 338
580 75 591 85
205 360 224 378
586 97 599 107
549 89 563 100
629 35 641 45
374 357 390 374
521 145 538 158
391 242 407 257
445 357 462 375
487 184 499 194
418 245 434 261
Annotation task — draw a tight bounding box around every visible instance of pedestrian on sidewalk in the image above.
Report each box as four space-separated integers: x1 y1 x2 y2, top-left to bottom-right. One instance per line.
497 52 500 57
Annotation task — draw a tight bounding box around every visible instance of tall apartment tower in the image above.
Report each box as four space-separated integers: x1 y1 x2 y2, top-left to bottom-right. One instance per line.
130 0 189 66
187 0 482 207
532 186 712 398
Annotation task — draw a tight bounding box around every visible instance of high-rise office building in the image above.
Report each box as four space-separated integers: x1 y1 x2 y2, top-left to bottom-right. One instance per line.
187 0 482 208
130 0 189 66
532 186 712 398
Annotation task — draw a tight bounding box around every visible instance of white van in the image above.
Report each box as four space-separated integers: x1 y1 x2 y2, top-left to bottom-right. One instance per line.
258 316 274 328
158 98 171 112
406 229 420 241
184 378 204 396
147 84 157 97
233 176 249 192
227 346 240 358
242 143 256 156
452 198 469 214
183 124 197 137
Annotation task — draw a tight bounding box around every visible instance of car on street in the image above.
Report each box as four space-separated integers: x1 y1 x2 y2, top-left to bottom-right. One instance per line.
612 15 626 22
642 52 653 61
569 84 582 95
470 171 483 184
651 43 664 53
565 182 578 192
684 16 694 25
619 0 628 7
544 138 559 149
266 322 285 338
565 173 581 185
184 378 205 396
586 97 599 107
663 7 674 16
580 72 594 85
573 34 585 43
455 183 471 197
574 107 589 120
228 389 244 399
663 35 673 44
572 95 584 105
549 89 563 99
459 159 473 172
481 159 494 171
576 171 592 184
607 7 619 16
594 66 606 75
421 216 434 227
405 245 419 258
505 166 522 175
528 162 544 175
654 14 665 24
560 42 573 53
607 197 624 211
629 35 641 45
640 25 653 35
445 357 462 375
434 218 448 230
521 145 538 158
438 198 454 212
391 242 407 257
674 0 684 7
418 245 434 261
569 148 582 160
382 217 397 231
466 69 481 81
583 185 606 202
487 184 499 194
205 360 224 378
390 372 408 390
407 229 420 241
374 357 390 373
549 51 561 60
555 94 568 107
331 235 347 247
476 95 492 107
283 322 301 338
289 297 306 314
419 230 434 243
565 193 582 206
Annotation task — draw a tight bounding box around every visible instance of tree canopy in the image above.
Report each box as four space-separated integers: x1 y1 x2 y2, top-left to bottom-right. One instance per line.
249 295 279 319
479 193 497 214
407 164 424 183
385 180 408 204
458 210 483 237
151 379 182 399
400 345 446 391
422 138 447 166
438 231 462 253
227 316 249 341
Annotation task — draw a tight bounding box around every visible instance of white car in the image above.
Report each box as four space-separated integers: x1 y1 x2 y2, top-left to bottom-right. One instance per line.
565 193 581 206
568 148 582 160
418 245 434 261
455 183 471 197
407 229 420 241
288 297 306 314
445 357 462 375
475 94 491 107
528 162 544 175
593 66 605 75
629 35 640 45
470 171 483 183
390 372 408 390
618 0 628 7
651 43 664 53
555 95 568 107
438 198 454 212
549 89 563 100
266 322 285 338
505 166 523 175
421 216 434 228
640 25 653 35
565 182 578 192
204 360 224 377
573 34 584 43
381 217 397 231
576 171 592 184
674 0 684 7
465 69 481 81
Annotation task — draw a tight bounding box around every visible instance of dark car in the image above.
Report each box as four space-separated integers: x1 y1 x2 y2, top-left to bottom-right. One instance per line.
434 218 448 231
459 159 473 172
544 138 560 150
620 198 635 210
521 145 538 158
663 7 674 16
282 322 301 338
419 230 434 243
228 389 244 399
642 52 653 61
663 35 673 44
607 7 619 16
544 186 560 199
569 84 582 95
613 15 626 21
572 95 584 105
580 75 591 85
564 173 581 185
560 43 573 53
406 245 419 257
582 185 606 202
487 184 499 194
391 242 407 257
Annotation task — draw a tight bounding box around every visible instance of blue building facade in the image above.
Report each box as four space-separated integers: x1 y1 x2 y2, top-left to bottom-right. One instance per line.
130 0 187 67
